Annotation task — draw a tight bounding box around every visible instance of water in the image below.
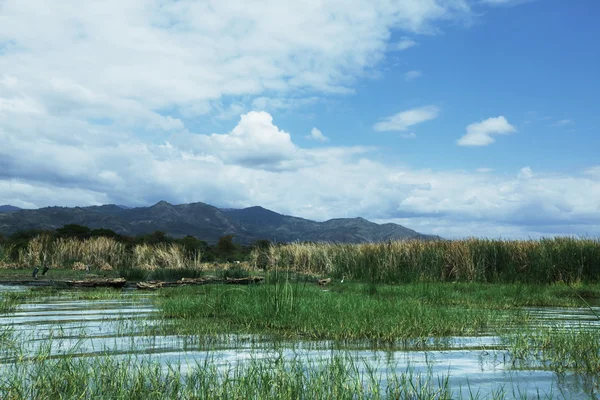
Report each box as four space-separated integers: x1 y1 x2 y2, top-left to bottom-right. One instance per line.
1 286 599 399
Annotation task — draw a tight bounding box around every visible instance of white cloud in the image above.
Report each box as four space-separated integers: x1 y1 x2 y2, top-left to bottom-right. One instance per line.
251 96 319 112
480 0 534 6
373 105 440 132
307 127 329 142
172 111 298 170
404 70 423 81
584 166 600 178
392 37 418 51
457 116 516 146
2 109 598 239
518 166 534 179
553 119 573 127
0 0 474 123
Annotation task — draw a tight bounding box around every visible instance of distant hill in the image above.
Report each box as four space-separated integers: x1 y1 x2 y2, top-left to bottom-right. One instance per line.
0 201 439 244
0 205 21 213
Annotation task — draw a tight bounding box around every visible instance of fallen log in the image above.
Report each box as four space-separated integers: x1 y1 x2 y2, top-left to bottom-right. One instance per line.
136 281 164 290
225 276 265 285
0 276 265 290
65 278 127 288
177 277 211 285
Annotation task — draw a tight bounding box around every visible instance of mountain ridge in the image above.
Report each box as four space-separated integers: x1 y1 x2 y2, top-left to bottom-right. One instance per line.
0 205 21 213
0 201 440 244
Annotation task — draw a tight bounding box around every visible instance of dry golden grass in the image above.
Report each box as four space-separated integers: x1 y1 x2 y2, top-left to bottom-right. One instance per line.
11 236 203 273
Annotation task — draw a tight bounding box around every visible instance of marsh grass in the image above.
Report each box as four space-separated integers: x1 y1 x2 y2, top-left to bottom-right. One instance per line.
505 327 600 380
1 282 598 398
0 286 131 305
0 337 577 400
0 350 459 400
0 295 19 314
153 282 582 341
256 237 600 284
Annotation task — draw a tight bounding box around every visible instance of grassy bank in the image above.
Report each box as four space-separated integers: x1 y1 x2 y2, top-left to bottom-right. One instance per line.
253 238 600 284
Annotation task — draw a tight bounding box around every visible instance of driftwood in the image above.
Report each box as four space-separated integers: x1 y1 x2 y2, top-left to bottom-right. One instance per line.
224 276 264 285
65 278 127 288
317 278 332 286
136 281 164 290
177 276 264 286
1 276 264 290
136 276 265 289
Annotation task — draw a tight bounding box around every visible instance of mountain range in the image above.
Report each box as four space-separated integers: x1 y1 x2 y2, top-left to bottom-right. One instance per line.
0 201 438 244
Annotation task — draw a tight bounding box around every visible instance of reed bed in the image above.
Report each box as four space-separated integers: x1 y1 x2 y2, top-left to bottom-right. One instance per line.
253 237 600 284
1 236 203 274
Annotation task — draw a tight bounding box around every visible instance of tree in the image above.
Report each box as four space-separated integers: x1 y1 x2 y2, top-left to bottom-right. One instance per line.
90 228 121 239
252 239 271 269
252 239 271 249
56 224 91 240
179 235 208 258
138 231 170 245
216 235 236 259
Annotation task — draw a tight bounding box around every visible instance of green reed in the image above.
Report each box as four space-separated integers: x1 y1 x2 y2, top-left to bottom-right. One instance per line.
256 237 600 284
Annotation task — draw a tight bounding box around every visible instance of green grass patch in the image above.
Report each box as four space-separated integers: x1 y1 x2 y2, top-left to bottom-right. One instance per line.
152 282 599 341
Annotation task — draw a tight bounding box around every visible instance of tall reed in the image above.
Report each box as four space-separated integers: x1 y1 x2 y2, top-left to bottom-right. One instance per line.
257 237 600 284
13 235 202 273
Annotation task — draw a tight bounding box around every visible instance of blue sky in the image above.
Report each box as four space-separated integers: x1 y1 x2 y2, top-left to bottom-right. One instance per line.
0 0 599 238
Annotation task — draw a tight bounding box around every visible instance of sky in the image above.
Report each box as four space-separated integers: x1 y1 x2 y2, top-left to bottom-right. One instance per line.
0 0 599 239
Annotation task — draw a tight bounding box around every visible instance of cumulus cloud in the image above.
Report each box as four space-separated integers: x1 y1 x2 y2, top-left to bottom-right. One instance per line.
373 105 440 132
171 111 299 170
2 108 599 238
457 116 516 146
404 70 423 81
306 127 329 142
